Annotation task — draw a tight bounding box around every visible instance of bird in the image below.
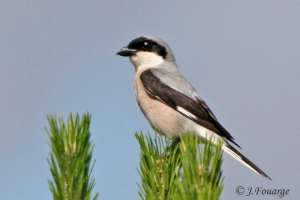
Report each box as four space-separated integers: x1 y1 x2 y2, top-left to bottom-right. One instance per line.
117 36 271 180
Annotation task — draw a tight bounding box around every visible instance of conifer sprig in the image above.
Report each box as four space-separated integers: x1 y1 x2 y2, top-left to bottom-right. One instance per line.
136 132 224 200
46 113 99 200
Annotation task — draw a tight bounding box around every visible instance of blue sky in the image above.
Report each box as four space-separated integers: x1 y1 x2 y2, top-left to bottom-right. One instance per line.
0 1 299 199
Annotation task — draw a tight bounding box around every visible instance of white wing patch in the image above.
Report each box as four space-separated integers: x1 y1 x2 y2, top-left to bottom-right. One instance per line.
177 106 198 120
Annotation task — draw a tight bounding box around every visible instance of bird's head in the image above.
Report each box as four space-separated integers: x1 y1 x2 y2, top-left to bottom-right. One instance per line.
117 36 176 71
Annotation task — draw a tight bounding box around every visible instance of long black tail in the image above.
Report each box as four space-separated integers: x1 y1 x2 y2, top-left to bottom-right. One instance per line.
223 143 271 180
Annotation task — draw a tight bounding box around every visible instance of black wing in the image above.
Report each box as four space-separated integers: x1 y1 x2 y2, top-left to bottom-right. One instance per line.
140 69 241 148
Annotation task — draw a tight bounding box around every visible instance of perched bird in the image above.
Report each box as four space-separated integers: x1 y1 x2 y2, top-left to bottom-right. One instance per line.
117 36 271 180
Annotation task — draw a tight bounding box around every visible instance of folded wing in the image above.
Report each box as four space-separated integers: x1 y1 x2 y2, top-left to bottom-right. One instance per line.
140 68 240 148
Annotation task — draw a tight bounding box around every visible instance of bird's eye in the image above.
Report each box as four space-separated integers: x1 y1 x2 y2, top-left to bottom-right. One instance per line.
143 41 149 48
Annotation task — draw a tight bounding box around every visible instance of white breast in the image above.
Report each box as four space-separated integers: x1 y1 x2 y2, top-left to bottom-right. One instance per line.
134 68 193 138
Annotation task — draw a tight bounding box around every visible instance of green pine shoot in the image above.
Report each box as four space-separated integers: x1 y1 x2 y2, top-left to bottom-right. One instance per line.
46 113 99 200
136 132 224 200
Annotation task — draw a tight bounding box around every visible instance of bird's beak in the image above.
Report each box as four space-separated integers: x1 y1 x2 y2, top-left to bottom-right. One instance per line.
116 46 137 57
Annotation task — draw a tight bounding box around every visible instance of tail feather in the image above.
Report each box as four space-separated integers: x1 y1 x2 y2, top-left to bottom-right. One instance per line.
223 144 271 180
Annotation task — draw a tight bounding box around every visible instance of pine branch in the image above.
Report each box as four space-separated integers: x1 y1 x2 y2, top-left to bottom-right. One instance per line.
136 132 224 200
46 113 99 200
136 133 181 200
